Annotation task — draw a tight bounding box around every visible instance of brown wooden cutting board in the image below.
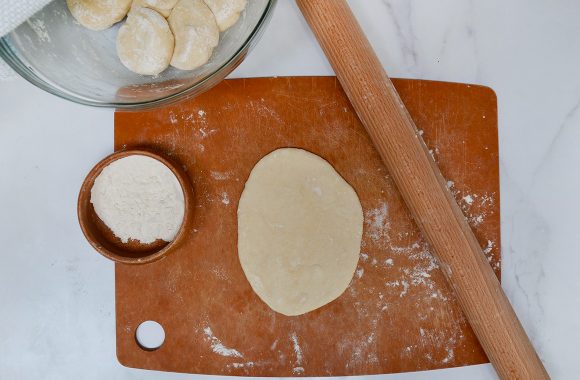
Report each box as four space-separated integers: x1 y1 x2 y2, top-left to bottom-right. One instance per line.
114 77 500 376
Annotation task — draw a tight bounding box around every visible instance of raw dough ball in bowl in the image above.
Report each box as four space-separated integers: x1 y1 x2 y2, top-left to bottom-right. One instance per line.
169 0 220 70
238 148 364 316
2 0 275 106
131 0 180 18
117 7 175 75
66 0 132 31
203 0 247 31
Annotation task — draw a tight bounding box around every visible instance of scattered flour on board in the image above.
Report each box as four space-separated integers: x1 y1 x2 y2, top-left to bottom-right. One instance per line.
203 327 243 358
482 239 500 270
417 327 463 365
228 362 255 369
211 171 233 180
180 110 209 132
389 241 421 255
368 352 380 363
342 180 496 367
290 333 304 374
364 202 389 241
250 101 284 123
447 182 496 229
363 185 497 308
399 280 409 297
337 319 380 367
199 127 217 138
221 192 230 205
403 250 439 287
483 239 494 255
211 266 229 281
441 347 455 363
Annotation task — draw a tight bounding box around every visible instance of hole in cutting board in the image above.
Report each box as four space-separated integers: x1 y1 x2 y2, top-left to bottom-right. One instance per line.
135 320 165 351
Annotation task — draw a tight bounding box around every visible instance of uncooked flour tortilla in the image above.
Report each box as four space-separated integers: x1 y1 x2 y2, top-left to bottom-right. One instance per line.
237 148 363 316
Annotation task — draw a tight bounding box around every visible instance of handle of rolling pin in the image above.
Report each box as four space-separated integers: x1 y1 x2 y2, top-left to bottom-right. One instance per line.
295 1 549 379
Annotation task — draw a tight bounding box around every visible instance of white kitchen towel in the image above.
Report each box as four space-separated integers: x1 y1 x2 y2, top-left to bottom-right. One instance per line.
0 0 53 80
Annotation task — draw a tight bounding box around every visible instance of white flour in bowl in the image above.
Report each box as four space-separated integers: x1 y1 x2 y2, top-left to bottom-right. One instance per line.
90 154 185 244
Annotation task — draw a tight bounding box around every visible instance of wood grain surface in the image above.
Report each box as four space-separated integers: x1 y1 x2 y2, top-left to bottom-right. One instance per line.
295 1 549 379
114 77 500 376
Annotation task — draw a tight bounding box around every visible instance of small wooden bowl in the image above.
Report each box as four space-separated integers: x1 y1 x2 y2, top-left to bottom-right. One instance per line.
77 149 193 265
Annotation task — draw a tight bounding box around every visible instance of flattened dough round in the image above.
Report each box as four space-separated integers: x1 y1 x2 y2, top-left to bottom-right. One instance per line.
238 148 363 316
168 0 219 70
116 7 175 75
67 0 132 31
131 0 180 18
203 0 247 31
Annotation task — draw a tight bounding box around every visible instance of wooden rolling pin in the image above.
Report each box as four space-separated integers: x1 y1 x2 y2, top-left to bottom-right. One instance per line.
295 1 549 379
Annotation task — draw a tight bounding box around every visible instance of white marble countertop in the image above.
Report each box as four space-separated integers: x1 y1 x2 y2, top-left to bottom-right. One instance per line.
1 0 578 379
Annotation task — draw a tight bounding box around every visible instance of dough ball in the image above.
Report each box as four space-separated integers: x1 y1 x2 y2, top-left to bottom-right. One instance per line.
203 0 247 31
168 0 219 70
67 0 132 31
237 148 364 316
116 7 175 75
131 0 179 18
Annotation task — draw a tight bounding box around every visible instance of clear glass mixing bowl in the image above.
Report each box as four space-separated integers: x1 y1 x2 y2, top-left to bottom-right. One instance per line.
0 0 275 109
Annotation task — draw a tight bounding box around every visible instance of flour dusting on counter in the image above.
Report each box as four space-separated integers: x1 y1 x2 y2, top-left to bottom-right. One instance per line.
365 202 389 241
211 171 233 180
228 361 255 369
203 327 243 358
448 181 497 229
290 333 304 374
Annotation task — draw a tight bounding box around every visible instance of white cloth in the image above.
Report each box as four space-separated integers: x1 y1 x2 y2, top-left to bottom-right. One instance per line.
0 0 54 80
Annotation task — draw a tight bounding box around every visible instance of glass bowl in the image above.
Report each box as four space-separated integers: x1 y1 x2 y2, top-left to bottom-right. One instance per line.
0 0 275 109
